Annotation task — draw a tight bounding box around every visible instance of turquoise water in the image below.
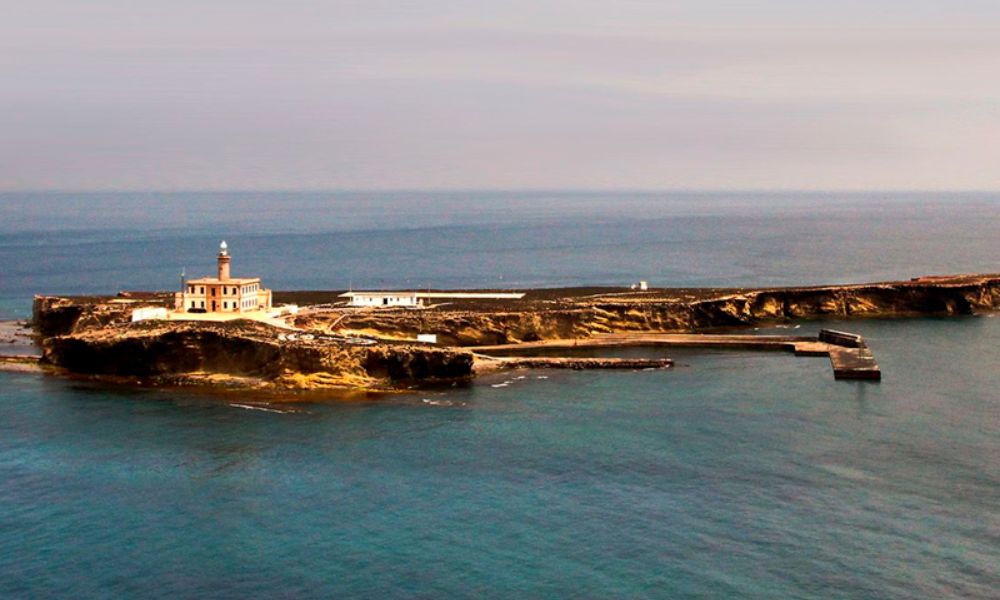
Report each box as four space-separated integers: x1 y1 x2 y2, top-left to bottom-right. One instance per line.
1 193 999 598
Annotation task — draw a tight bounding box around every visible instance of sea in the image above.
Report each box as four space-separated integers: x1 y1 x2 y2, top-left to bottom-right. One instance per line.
0 192 998 599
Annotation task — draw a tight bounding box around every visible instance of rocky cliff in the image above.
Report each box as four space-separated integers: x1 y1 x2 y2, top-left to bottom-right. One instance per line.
33 293 175 337
41 320 474 391
307 275 1000 345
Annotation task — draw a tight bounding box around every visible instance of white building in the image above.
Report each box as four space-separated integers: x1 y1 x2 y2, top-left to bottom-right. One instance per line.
340 291 526 308
342 291 423 308
131 307 168 322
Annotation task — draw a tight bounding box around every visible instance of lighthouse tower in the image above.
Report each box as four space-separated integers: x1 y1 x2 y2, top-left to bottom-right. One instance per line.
217 240 231 281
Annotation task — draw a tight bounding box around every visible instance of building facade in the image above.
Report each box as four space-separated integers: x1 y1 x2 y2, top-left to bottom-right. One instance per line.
183 241 272 313
342 291 423 307
340 291 525 308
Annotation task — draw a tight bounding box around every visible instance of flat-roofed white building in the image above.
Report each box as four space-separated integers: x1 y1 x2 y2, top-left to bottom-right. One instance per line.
342 291 423 307
131 306 169 322
340 291 525 308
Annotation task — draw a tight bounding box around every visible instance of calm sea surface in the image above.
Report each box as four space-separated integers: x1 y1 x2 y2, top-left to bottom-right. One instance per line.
1 192 998 598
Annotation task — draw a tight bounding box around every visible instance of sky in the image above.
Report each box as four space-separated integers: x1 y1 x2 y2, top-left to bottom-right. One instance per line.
2 0 1000 191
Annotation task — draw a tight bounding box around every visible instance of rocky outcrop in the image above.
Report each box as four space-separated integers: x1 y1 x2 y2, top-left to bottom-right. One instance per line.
41 320 474 390
310 275 1000 345
32 293 175 337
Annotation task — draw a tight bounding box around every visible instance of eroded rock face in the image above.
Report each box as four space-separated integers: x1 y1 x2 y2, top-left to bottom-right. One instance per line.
306 276 1000 344
41 320 475 390
32 294 175 337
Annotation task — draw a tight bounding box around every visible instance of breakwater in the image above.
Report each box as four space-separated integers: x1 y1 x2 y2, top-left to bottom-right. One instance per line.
470 330 880 380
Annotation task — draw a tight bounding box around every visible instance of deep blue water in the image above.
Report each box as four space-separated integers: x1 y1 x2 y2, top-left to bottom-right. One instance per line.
3 191 1000 318
1 192 999 598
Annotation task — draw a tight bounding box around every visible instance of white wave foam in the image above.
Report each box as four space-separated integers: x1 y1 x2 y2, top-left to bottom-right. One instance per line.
230 403 288 413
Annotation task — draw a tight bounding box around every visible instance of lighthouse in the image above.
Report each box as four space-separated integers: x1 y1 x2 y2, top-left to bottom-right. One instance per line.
182 241 272 314
217 240 231 281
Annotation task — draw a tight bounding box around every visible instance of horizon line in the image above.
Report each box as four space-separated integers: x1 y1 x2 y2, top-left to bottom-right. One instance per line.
3 187 1000 195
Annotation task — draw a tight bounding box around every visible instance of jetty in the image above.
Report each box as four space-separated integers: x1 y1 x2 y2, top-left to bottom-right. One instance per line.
474 356 673 374
469 329 880 380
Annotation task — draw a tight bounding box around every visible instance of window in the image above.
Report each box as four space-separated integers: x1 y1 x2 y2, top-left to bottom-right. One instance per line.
211 288 216 296
200 286 205 294
200 301 204 308
224 302 228 309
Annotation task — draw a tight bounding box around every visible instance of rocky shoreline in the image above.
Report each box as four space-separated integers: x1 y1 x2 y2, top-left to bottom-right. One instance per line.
26 273 1000 392
37 319 473 392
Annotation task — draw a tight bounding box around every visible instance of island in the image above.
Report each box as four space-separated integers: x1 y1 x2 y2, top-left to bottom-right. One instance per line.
20 257 1000 392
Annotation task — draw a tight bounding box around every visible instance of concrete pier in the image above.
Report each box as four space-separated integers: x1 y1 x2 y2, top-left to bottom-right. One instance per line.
468 329 880 381
474 355 672 373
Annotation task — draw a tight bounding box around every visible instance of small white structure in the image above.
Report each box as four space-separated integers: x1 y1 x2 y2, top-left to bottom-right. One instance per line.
340 291 525 308
131 307 168 322
639 280 648 291
416 334 438 344
343 292 423 308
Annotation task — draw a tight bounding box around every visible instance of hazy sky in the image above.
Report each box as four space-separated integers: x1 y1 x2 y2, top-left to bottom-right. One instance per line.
3 1 1000 191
